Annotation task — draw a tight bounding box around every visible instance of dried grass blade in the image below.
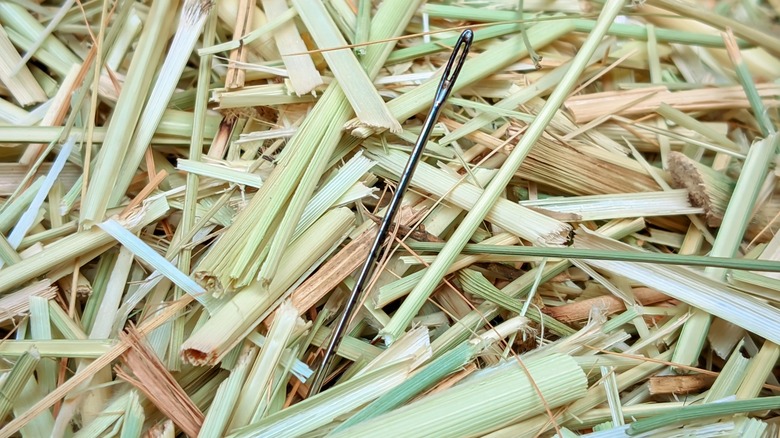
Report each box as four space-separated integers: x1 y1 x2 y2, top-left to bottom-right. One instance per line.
224 0 253 89
96 218 210 309
0 347 39 423
628 396 780 435
0 3 80 76
0 280 55 323
291 0 400 132
79 0 179 223
28 296 55 394
648 0 780 57
9 0 75 76
0 177 43 232
216 0 279 60
735 341 779 399
333 341 476 433
564 84 780 123
0 198 168 294
229 360 414 438
19 65 81 166
493 351 672 437
0 234 21 266
228 301 299 429
108 0 216 210
0 24 46 106
177 159 264 188
200 346 258 438
87 246 134 339
119 391 144 438
574 228 780 345
519 190 702 221
5 137 74 254
674 133 777 366
260 0 323 96
0 340 113 358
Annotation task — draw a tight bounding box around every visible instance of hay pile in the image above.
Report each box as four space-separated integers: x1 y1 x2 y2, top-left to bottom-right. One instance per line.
0 0 779 436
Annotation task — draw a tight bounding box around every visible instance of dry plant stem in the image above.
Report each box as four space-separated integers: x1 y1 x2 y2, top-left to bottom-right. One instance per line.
405 242 780 272
648 374 716 395
216 0 279 60
735 341 780 399
563 84 780 123
440 121 660 196
574 229 780 345
256 86 352 285
723 29 776 137
230 360 414 437
440 57 590 145
53 246 133 434
205 117 236 159
646 24 671 168
0 281 56 323
254 2 411 282
224 0 252 89
489 350 673 437
199 346 258 437
97 219 209 310
116 325 204 437
19 65 80 166
656 103 740 152
5 138 75 253
368 147 572 243
327 353 586 438
171 8 217 372
379 0 628 344
228 301 299 429
0 4 79 76
79 0 113 250
544 288 670 323
119 170 168 217
0 234 21 266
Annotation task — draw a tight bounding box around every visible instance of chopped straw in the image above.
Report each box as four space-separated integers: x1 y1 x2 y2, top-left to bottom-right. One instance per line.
1 0 780 436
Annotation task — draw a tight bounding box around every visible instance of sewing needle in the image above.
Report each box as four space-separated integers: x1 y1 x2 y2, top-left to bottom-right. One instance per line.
309 29 473 396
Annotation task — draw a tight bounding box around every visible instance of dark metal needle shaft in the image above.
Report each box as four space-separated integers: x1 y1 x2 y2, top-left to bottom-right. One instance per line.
308 29 473 396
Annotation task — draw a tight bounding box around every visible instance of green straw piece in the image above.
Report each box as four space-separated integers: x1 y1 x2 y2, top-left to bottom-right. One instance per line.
0 348 40 423
627 396 780 435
